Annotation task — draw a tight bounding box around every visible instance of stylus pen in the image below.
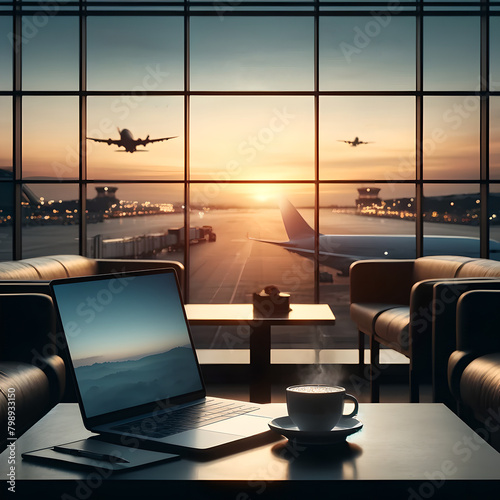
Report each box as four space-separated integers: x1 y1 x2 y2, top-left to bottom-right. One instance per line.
52 446 130 464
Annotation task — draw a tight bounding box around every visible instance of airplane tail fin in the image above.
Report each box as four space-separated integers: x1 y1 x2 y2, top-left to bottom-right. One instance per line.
278 198 316 241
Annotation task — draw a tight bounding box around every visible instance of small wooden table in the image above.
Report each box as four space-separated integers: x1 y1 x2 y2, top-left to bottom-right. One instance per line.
185 303 336 403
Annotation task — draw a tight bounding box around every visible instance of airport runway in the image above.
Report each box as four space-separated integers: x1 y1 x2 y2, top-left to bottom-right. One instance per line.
188 209 352 349
2 207 492 350
190 209 314 303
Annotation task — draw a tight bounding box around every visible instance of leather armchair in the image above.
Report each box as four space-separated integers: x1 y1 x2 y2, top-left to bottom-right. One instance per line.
350 255 500 403
448 290 500 442
350 256 474 402
0 255 185 292
0 293 65 451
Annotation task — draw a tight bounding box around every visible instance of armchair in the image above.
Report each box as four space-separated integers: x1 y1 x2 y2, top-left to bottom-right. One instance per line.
350 255 500 403
0 293 65 451
448 290 500 450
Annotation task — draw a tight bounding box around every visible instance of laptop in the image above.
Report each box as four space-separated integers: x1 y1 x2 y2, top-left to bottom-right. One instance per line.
50 268 276 454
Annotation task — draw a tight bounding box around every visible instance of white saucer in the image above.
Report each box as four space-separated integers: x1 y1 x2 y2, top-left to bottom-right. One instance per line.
268 416 363 445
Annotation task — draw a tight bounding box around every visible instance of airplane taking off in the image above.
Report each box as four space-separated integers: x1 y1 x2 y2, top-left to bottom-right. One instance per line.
337 137 373 147
87 128 177 153
249 198 500 276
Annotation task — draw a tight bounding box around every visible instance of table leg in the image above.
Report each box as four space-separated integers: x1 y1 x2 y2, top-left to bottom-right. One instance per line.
370 337 380 403
249 324 271 403
358 330 365 367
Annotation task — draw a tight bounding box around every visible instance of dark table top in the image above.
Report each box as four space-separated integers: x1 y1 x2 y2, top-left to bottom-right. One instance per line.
3 403 500 498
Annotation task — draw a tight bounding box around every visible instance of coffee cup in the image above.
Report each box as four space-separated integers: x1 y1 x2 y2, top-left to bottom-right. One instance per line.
286 384 359 432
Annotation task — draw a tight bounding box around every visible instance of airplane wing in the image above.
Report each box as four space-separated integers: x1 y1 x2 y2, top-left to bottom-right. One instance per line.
248 237 364 260
248 236 289 246
139 136 178 146
248 236 359 276
337 140 352 144
247 198 371 276
87 137 119 146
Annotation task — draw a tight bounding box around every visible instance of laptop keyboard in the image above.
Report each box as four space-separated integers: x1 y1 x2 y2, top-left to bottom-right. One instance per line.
110 399 260 438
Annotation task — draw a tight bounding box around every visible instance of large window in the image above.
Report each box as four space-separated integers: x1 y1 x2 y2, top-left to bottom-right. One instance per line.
190 96 314 181
86 96 184 180
190 16 314 91
1 1 498 351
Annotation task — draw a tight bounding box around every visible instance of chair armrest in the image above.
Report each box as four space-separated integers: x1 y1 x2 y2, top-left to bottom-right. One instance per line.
349 259 415 304
0 361 52 448
38 354 66 405
0 281 52 295
431 279 500 405
406 278 473 384
0 293 68 404
448 349 477 401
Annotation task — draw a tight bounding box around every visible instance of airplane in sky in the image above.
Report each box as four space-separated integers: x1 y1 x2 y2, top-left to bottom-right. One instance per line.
249 198 500 276
337 136 373 147
87 128 177 153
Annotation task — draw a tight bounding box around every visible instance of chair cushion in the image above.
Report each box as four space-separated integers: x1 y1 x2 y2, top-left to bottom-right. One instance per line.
0 255 98 280
412 255 472 283
21 257 68 279
350 303 402 336
374 306 410 353
460 353 500 421
47 255 99 277
456 259 500 278
0 261 40 280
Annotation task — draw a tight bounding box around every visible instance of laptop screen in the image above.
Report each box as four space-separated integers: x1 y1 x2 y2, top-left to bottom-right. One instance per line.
51 270 204 419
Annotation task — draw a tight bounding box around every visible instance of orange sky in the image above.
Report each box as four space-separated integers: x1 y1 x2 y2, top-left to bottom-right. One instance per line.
8 93 484 206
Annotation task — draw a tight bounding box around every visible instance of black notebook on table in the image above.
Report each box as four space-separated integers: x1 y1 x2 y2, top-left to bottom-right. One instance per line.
22 437 178 471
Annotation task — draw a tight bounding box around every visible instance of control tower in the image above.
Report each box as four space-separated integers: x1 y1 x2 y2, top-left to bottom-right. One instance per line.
356 187 382 210
95 186 118 199
89 186 119 212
